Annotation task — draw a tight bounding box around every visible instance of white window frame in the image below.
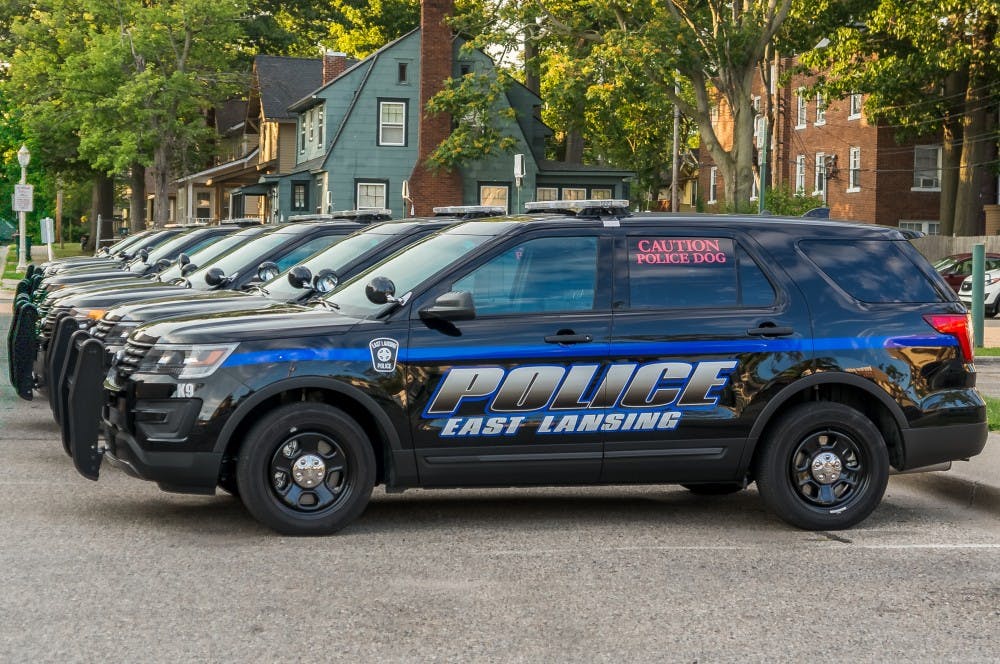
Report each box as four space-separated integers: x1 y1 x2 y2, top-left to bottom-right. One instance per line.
356 182 387 209
795 155 806 195
847 147 861 192
912 145 942 191
479 185 509 212
590 188 613 200
378 101 406 146
814 92 826 126
308 109 314 142
535 187 558 202
796 90 807 128
750 172 759 201
562 188 587 201
317 107 324 146
848 93 862 120
899 220 940 236
708 167 718 204
814 152 826 196
299 118 306 153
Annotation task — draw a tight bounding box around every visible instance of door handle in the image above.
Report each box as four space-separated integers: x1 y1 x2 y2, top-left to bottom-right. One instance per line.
747 325 794 337
544 333 593 344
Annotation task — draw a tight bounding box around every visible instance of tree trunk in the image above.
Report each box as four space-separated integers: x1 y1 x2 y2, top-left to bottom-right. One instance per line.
87 174 114 252
938 69 967 236
524 26 540 96
151 142 172 226
129 162 146 232
564 129 584 164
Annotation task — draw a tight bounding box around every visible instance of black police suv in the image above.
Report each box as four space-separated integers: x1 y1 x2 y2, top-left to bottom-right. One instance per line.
65 202 987 535
42 229 184 275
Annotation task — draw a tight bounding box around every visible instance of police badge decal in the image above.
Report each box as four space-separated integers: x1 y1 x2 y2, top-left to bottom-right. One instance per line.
369 338 399 373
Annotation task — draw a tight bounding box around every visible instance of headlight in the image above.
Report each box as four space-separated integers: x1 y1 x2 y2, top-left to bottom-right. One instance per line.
136 344 238 379
986 275 999 286
103 321 139 344
69 307 108 327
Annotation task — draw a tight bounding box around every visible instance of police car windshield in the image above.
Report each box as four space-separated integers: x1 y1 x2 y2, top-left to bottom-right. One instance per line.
157 226 271 282
126 230 201 272
325 229 493 318
264 223 411 301
187 231 291 290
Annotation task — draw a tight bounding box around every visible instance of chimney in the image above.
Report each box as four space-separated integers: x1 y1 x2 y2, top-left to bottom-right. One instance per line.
322 49 348 84
407 0 463 215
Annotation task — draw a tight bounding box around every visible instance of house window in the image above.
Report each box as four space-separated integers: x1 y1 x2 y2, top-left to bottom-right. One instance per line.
795 155 806 194
308 109 314 141
196 191 211 220
814 153 826 195
459 63 472 76
750 173 759 201
357 181 387 209
562 188 586 200
535 187 558 202
815 93 826 125
708 167 718 203
314 174 325 213
913 145 942 190
480 184 510 212
590 188 612 200
292 182 308 211
710 106 719 124
849 93 862 120
397 62 409 84
751 95 760 112
848 147 861 191
796 90 807 128
317 108 324 146
899 220 940 236
378 101 406 146
299 118 306 152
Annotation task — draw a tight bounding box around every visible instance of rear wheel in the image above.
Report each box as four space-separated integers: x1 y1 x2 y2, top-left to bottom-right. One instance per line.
236 402 375 535
754 402 888 530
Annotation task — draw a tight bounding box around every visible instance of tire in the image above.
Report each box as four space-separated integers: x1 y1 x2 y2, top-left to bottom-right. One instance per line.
753 402 889 530
681 483 744 495
236 402 376 536
990 299 999 319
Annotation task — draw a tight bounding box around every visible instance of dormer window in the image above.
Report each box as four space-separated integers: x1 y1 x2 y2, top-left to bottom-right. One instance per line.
397 62 408 84
378 100 406 146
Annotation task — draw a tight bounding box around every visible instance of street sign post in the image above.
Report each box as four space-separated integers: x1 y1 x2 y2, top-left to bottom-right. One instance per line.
12 184 33 212
40 217 55 261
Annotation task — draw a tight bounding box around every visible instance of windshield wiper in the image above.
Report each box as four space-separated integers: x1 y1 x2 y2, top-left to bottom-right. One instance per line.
246 284 270 295
312 299 340 311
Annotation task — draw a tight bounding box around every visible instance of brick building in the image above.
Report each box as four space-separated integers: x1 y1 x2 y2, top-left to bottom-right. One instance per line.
699 57 946 234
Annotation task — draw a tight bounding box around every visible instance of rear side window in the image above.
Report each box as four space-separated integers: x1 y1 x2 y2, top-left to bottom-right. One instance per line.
800 240 945 303
627 236 775 309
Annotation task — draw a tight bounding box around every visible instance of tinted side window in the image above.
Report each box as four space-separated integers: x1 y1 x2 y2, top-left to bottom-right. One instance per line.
627 236 774 309
453 236 598 315
274 235 344 271
800 240 945 303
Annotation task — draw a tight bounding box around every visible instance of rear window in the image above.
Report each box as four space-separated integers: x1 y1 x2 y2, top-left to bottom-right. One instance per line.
799 240 945 303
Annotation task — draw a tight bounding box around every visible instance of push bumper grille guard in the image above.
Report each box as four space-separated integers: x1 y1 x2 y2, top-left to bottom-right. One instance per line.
65 337 107 480
9 300 39 401
48 315 81 426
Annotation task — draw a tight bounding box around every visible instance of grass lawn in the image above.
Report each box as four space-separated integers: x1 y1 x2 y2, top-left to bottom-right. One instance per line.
984 395 1000 431
976 347 1000 357
3 242 87 280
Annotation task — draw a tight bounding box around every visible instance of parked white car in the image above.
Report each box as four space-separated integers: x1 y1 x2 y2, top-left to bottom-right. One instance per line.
959 270 1000 317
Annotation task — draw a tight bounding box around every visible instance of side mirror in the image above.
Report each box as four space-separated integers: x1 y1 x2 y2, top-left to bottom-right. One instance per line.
155 258 171 271
178 252 191 266
287 265 313 289
204 266 228 287
257 261 280 282
365 276 397 305
139 248 149 263
180 263 198 277
313 269 339 294
419 291 476 321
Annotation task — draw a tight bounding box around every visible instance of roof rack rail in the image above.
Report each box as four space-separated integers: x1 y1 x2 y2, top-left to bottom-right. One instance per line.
524 199 632 218
287 209 393 223
432 205 507 219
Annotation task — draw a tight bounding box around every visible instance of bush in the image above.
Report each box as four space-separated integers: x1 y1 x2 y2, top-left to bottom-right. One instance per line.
762 185 825 216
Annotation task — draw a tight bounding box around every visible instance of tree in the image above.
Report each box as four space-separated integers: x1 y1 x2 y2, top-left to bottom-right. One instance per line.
802 0 999 235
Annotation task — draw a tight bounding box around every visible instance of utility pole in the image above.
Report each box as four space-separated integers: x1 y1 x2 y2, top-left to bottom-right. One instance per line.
671 82 680 213
758 122 768 214
56 178 64 249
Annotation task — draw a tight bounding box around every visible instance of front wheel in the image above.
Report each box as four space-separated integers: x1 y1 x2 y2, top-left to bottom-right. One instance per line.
754 402 889 530
236 402 376 535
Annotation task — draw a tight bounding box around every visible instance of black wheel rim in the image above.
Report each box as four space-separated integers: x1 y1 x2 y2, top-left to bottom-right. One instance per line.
267 431 352 514
789 428 869 509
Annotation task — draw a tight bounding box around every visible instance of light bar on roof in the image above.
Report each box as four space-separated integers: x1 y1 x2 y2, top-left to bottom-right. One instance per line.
432 205 507 215
330 208 392 218
524 199 630 212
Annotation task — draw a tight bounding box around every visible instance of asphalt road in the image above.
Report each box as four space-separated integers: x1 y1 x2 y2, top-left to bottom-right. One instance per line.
2 313 999 661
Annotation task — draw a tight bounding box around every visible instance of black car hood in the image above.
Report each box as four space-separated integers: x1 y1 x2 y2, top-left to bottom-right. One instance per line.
137 304 365 345
112 291 265 323
57 284 190 310
44 269 141 286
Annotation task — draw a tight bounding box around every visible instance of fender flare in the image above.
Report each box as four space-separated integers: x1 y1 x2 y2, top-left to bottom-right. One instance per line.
214 376 405 457
745 371 909 462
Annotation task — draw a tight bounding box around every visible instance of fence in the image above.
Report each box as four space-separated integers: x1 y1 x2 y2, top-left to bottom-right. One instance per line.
909 236 1000 262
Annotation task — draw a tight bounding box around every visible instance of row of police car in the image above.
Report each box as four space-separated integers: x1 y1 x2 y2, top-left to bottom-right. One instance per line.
7 201 988 535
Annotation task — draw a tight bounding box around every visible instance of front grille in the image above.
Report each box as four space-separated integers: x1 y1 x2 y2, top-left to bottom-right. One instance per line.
40 305 70 341
116 338 155 380
92 317 115 341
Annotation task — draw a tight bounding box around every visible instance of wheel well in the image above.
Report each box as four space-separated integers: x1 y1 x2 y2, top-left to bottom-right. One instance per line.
218 387 388 486
749 383 904 477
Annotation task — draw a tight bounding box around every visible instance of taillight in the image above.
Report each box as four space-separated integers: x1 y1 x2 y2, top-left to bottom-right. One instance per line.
923 313 974 362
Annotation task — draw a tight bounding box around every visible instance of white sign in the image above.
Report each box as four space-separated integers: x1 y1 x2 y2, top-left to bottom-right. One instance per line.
40 217 55 244
13 184 33 212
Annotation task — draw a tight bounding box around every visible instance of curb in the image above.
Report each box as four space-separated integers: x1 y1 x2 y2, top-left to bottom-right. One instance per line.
898 469 1000 515
975 355 1000 365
